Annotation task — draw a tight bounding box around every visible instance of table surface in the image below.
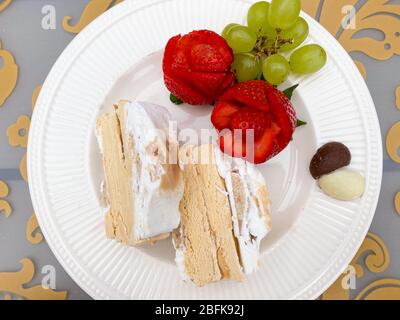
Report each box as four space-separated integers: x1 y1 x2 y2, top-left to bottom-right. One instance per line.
0 0 399 300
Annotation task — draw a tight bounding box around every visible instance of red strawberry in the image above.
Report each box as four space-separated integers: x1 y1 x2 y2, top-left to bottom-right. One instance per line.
211 80 296 164
218 127 275 164
211 101 240 130
230 107 271 139
220 80 271 112
266 88 297 144
252 128 275 164
164 73 209 106
219 130 248 159
163 30 236 105
178 71 235 103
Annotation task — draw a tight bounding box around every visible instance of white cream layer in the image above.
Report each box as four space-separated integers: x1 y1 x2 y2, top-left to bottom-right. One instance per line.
173 226 190 282
124 101 181 241
214 148 271 275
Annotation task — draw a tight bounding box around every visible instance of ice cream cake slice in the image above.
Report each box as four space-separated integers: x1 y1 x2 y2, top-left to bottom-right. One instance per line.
96 101 183 246
174 144 271 286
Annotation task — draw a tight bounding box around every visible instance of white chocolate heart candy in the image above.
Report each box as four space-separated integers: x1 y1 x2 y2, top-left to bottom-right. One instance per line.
318 169 365 201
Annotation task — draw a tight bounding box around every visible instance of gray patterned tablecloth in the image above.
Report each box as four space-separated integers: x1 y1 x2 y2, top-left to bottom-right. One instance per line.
0 0 399 300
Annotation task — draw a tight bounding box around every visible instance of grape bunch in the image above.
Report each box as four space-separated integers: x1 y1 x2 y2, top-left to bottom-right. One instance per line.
222 0 327 85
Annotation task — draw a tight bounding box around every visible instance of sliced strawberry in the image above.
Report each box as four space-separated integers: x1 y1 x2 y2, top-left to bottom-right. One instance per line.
219 127 275 164
164 73 209 105
266 88 296 151
163 35 183 73
163 30 235 105
211 101 241 130
169 30 233 73
191 30 233 52
220 80 271 112
169 37 194 73
221 72 237 93
230 107 271 139
210 80 297 164
219 130 247 159
253 128 275 164
177 70 234 103
190 43 233 72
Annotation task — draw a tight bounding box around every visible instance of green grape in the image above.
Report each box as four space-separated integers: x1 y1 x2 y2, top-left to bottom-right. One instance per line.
262 54 290 85
232 53 261 82
222 23 239 39
258 53 268 66
280 17 309 52
268 0 301 30
225 25 258 53
247 1 277 40
290 44 327 74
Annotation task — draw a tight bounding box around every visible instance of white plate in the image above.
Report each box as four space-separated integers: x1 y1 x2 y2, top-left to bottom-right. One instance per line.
28 0 382 300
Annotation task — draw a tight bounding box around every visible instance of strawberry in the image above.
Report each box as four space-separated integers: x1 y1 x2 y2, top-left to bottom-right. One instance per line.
211 101 240 130
230 107 270 139
177 71 236 102
211 80 296 164
220 80 271 112
219 130 248 159
266 88 297 149
163 30 236 105
218 127 275 164
252 128 275 164
164 73 209 106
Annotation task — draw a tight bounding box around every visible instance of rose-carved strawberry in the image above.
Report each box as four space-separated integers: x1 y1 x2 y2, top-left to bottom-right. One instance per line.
211 80 297 164
163 30 236 105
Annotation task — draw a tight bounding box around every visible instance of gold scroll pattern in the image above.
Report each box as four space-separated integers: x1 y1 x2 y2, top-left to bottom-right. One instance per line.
387 122 400 164
7 85 41 184
0 40 18 106
6 87 45 246
386 85 400 216
0 259 67 300
7 114 30 184
0 0 12 13
6 115 30 148
302 0 400 79
322 233 390 300
395 192 400 216
18 85 42 184
301 0 320 20
0 180 12 219
396 86 400 111
301 0 400 300
63 0 124 34
353 60 367 80
20 153 27 183
32 85 42 111
26 213 44 245
355 279 400 300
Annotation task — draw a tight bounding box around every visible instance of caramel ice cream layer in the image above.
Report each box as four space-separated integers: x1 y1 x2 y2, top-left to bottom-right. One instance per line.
177 145 243 286
96 101 182 245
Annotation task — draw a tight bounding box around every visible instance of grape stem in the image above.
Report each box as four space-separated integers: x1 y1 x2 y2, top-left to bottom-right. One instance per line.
253 29 294 57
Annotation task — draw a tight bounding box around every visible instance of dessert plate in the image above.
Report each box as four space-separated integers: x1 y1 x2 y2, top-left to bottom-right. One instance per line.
28 0 382 300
